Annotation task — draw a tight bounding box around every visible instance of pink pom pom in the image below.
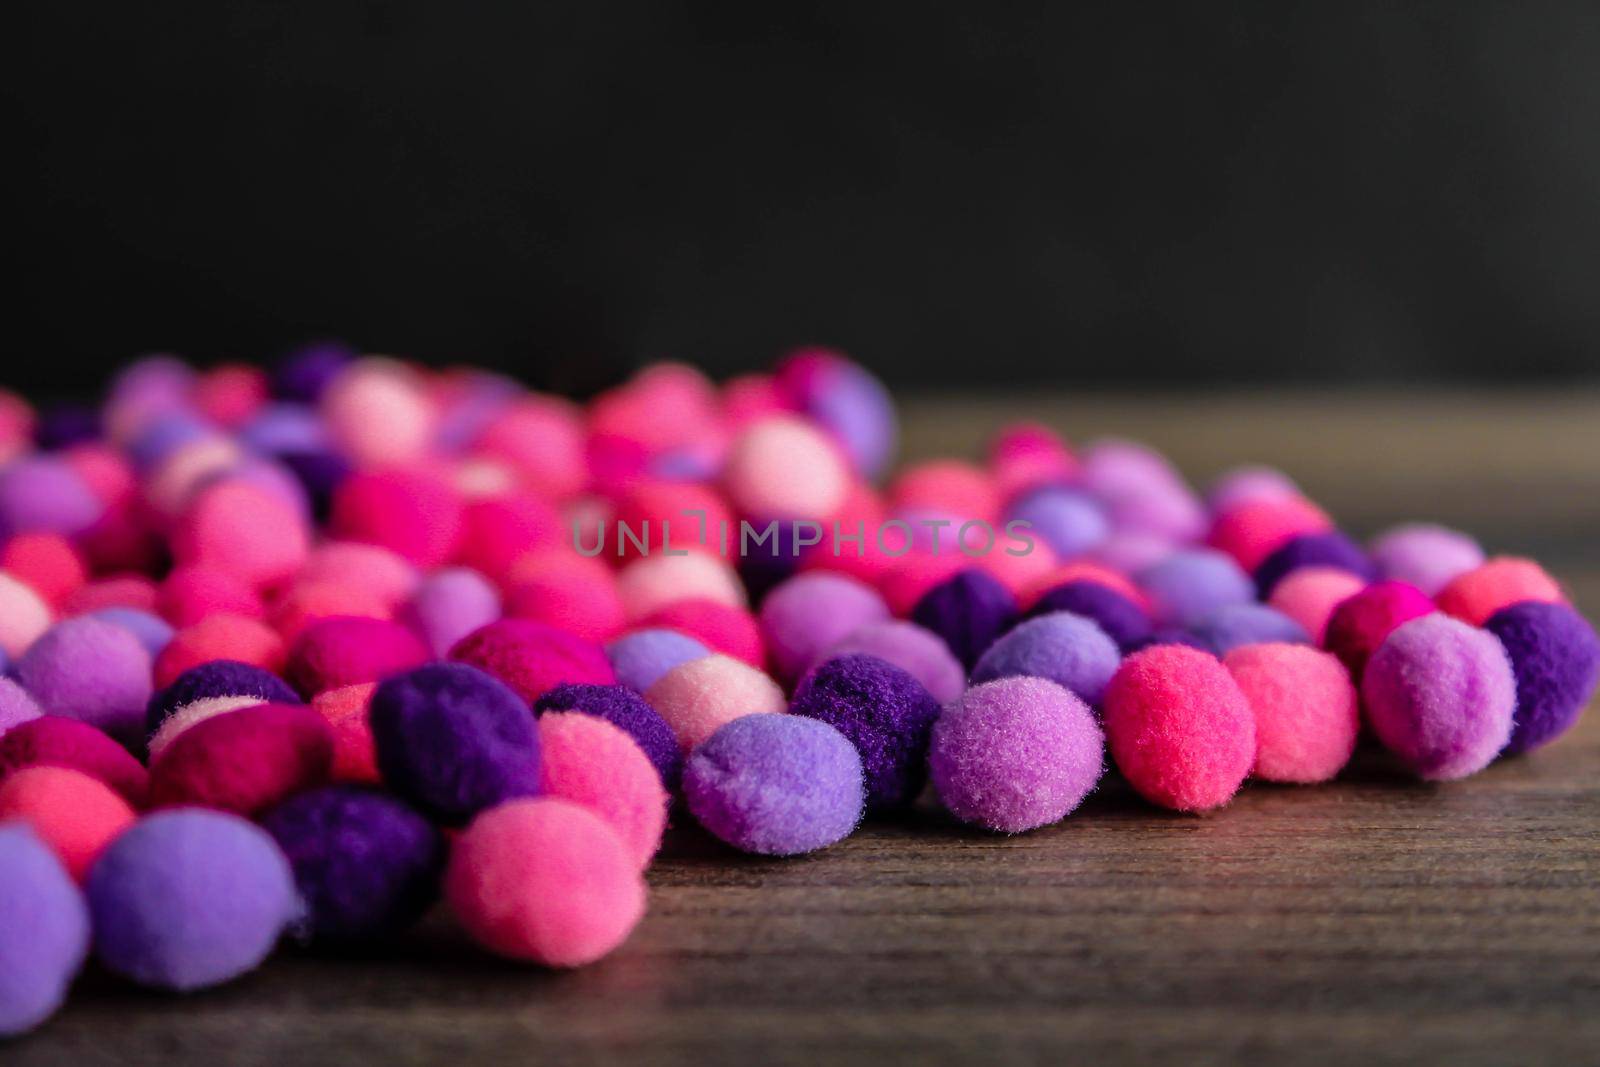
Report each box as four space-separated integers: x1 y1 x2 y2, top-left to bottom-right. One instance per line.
153 615 287 688
723 416 849 520
193 364 268 428
0 572 53 658
270 580 392 641
615 553 746 622
148 703 334 815
611 481 733 561
475 396 589 500
0 535 87 608
321 359 437 467
644 654 785 752
310 683 380 784
722 373 792 429
537 712 667 870
638 599 765 669
1206 496 1333 572
889 460 1000 524
450 619 615 704
172 479 309 592
63 575 159 615
299 542 420 609
331 469 464 569
0 766 136 881
1266 567 1366 643
157 567 264 627
973 538 1061 599
504 552 626 643
286 616 430 697
1323 580 1436 680
0 716 149 807
1435 557 1566 626
455 495 563 582
988 422 1079 500
1224 644 1358 784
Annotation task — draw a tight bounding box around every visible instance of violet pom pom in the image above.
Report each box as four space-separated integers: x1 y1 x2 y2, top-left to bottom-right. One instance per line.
971 611 1121 705
1136 548 1254 629
605 628 709 693
1484 601 1600 755
758 572 889 685
1253 531 1377 597
911 569 1018 669
1190 603 1310 655
819 620 967 704
1028 579 1153 651
147 659 300 735
16 617 152 745
533 682 683 789
790 653 942 810
260 786 445 943
0 825 89 1036
1005 485 1110 558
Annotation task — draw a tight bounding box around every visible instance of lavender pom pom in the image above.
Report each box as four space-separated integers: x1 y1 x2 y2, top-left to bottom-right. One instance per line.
972 611 1120 705
0 825 89 1035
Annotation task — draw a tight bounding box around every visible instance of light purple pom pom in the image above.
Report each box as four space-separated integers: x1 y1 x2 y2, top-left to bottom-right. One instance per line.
16 617 153 745
605 629 709 692
0 824 89 1035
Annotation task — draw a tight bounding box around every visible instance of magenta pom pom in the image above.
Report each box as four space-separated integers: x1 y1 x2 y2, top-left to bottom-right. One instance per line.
287 615 431 697
450 618 616 704
1323 580 1436 680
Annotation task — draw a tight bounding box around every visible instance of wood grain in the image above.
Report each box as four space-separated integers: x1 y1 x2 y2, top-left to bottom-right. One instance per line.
9 391 1600 1066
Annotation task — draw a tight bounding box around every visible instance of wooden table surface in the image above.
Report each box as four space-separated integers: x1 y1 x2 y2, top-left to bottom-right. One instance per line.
11 390 1600 1066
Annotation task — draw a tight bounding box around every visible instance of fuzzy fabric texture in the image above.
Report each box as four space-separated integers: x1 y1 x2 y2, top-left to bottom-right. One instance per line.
758 571 889 684
449 618 616 704
0 676 43 736
0 716 149 806
533 682 682 790
972 611 1121 706
329 468 464 568
148 703 334 815
146 695 266 760
911 568 1019 669
370 663 542 824
1435 556 1566 626
1005 485 1110 558
1079 439 1206 542
146 659 300 735
2 532 87 606
1368 522 1485 597
643 654 786 753
0 456 102 537
86 809 297 991
1252 530 1377 597
723 415 850 520
1103 645 1256 811
775 348 897 479
605 629 709 694
684 714 864 855
1484 601 1600 755
1205 496 1333 572
928 676 1104 833
1027 579 1153 652
537 713 668 869
504 552 626 644
444 797 646 967
1266 566 1367 643
0 766 136 881
260 785 444 943
1190 603 1311 656
16 616 152 745
454 495 563 581
1323 580 1437 680
0 825 89 1036
817 620 967 705
1136 548 1255 629
1224 644 1359 783
285 615 431 697
309 683 381 784
639 599 765 668
152 614 287 688
789 653 941 810
1361 614 1516 780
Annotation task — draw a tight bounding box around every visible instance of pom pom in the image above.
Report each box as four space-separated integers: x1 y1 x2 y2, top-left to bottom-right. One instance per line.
987 421 1079 499
0 456 102 537
616 552 746 621
1027 579 1152 651
449 618 615 704
537 712 667 869
910 568 1018 670
723 415 850 520
605 628 709 693
147 659 300 735
1224 644 1359 783
172 480 310 590
1362 614 1516 780
310 683 380 784
64 574 158 615
971 611 1121 705
475 396 589 499
454 494 563 580
1206 496 1333 572
0 765 135 882
929 676 1104 833
154 615 287 688
889 460 999 524
1253 531 1376 597
817 620 967 705
87 607 175 658
87 809 297 991
270 579 392 640
286 616 431 697
684 714 864 855
1323 580 1436 680
533 682 682 789
299 541 419 609
0 825 89 1036
157 566 264 627
644 654 786 752
1206 465 1301 513
1079 439 1205 541
0 571 52 659
1103 645 1255 811
399 567 502 658
1436 557 1566 626
876 551 966 617
444 797 646 966
147 695 267 759
330 468 463 568
611 481 734 561
1483 601 1600 755
260 786 444 943
759 572 889 684
1266 566 1367 642
0 717 148 806
1004 485 1108 558
1136 548 1255 629
370 663 542 824
0 533 86 607
774 348 897 478
1191 603 1310 655
1368 522 1485 596
504 552 625 643
320 359 436 468
0 676 43 736
148 703 334 815
16 617 152 745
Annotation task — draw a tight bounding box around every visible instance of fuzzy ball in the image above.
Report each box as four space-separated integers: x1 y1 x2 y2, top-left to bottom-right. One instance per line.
684 714 864 855
610 480 734 561
475 396 589 499
877 551 966 617
87 809 297 991
1436 557 1566 626
0 717 148 805
0 572 52 659
1079 439 1205 541
759 572 890 684
1206 465 1301 513
320 359 436 468
330 468 463 569
911 568 1018 670
1 533 87 606
1027 579 1152 651
147 659 300 735
65 574 158 615
635 598 762 669
299 542 420 609
153 615 287 688
537 713 668 869
644 653 786 752
790 653 942 810
1224 644 1359 783
370 663 542 824
271 579 392 640
454 495 563 581
817 620 967 704
157 565 264 627
449 619 615 704
988 421 1079 499
147 695 267 760
504 553 625 643
1206 496 1333 572
1368 522 1485 596
0 766 136 881
1484 601 1600 755
148 703 334 815
532 682 682 789
605 629 709 693
1266 566 1367 642
1361 614 1516 780
1191 602 1311 655
723 415 850 520
16 616 152 744
1005 485 1109 558
310 683 380 784
1323 580 1437 680
286 615 431 697
400 567 502 658
445 797 646 966
0 825 89 1036
929 676 1104 833
1136 548 1255 629
274 340 353 402
1103 645 1256 811
971 611 1121 705
1253 530 1376 597
172 479 310 590
87 607 175 659
260 786 444 943
775 348 898 478
0 456 102 537
616 552 747 621
0 676 43 736
890 460 1000 524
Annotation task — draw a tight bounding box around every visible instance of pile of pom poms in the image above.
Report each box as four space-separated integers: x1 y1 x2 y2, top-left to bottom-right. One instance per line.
2 343 1597 1037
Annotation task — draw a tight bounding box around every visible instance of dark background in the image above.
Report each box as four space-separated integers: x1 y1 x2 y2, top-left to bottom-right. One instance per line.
11 2 1600 396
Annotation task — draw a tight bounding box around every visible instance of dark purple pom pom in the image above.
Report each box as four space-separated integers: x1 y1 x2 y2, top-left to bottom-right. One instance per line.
35 404 102 450
790 653 942 810
1253 531 1377 597
278 450 352 522
532 682 683 789
274 340 355 402
1484 601 1600 754
146 660 300 735
911 569 1018 669
260 785 444 943
369 663 541 825
1028 580 1153 651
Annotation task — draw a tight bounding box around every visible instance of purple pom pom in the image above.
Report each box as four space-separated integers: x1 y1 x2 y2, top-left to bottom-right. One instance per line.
0 456 102 537
758 572 889 684
274 340 355 402
533 682 683 789
1005 485 1110 558
147 660 300 735
972 611 1120 705
1253 531 1377 597
1191 603 1310 655
0 825 89 1036
790 653 941 810
370 663 541 824
1028 579 1152 651
605 629 709 693
911 569 1019 669
17 617 152 746
88 608 175 659
820 620 966 704
1136 548 1254 628
1484 601 1600 755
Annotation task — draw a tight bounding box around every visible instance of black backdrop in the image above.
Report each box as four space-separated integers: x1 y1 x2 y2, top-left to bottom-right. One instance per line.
11 2 1600 395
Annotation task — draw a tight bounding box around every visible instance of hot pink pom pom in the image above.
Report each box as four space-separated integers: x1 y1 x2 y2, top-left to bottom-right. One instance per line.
286 616 431 697
193 364 268 428
0 535 87 608
1207 496 1333 572
475 396 589 500
0 766 136 881
157 567 264 627
1435 557 1566 626
504 552 626 643
331 469 464 569
988 422 1079 500
153 615 287 688
639 599 765 669
455 495 563 582
889 460 1000 524
1322 580 1436 680
611 481 733 561
450 619 615 704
